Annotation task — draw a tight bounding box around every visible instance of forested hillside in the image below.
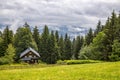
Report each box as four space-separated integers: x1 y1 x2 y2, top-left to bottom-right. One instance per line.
0 11 120 64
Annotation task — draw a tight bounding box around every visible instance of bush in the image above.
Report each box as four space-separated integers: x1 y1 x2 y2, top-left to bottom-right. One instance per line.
57 60 67 65
109 54 120 61
0 44 15 65
57 60 102 65
66 60 101 65
0 57 10 65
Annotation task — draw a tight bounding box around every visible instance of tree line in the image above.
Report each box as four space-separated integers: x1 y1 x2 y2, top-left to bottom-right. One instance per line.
0 11 120 64
79 11 120 61
0 22 84 64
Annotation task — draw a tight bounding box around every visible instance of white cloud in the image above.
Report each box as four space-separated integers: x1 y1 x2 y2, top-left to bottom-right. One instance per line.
0 0 120 36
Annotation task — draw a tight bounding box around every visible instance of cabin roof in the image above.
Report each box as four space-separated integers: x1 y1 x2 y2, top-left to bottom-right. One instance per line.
20 47 40 58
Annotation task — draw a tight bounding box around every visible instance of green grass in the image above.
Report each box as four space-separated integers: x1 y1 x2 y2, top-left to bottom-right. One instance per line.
57 60 102 65
0 61 120 80
0 63 56 70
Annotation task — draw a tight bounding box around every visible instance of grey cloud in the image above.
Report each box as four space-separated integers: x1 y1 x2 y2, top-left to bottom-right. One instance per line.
0 0 120 36
84 2 120 17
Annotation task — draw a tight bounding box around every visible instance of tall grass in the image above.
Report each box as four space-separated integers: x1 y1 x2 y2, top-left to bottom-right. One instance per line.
57 60 102 65
0 61 120 80
0 63 57 70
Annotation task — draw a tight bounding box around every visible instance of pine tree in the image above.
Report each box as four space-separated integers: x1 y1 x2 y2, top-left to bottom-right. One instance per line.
74 36 81 59
109 40 120 61
102 11 117 60
85 28 93 45
0 44 15 64
94 20 102 37
5 44 15 63
24 22 30 28
73 36 84 59
63 33 72 60
0 26 13 57
58 35 64 60
2 26 13 45
47 31 59 64
115 12 120 41
79 36 84 57
108 11 120 61
40 25 50 62
0 37 4 57
55 31 59 43
33 26 41 52
71 38 76 59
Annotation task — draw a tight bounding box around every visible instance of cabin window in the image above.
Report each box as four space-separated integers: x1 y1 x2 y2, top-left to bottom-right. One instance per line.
29 55 32 58
29 52 32 54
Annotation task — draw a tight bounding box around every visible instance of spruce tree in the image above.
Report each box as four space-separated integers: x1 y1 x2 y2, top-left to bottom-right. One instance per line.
74 36 81 59
63 33 72 60
55 31 59 43
2 26 13 46
58 35 64 60
0 44 15 64
102 11 117 60
71 38 76 59
0 26 13 57
115 12 120 41
24 22 30 28
33 26 41 52
94 20 102 37
85 28 93 46
109 40 120 61
5 44 15 63
73 36 84 59
0 37 4 57
40 25 50 62
47 31 59 64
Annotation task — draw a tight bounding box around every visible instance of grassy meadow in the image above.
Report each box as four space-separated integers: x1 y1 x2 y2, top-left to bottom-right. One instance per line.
0 61 120 80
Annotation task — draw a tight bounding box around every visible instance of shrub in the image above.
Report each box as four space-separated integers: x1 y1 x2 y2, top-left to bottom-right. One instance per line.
66 60 101 65
57 60 101 65
0 44 15 65
109 54 120 61
0 57 10 65
57 60 67 65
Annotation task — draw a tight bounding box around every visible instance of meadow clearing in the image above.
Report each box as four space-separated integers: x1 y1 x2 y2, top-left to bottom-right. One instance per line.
0 61 120 80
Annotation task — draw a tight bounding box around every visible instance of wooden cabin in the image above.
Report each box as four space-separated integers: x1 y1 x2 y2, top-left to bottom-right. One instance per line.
20 47 40 64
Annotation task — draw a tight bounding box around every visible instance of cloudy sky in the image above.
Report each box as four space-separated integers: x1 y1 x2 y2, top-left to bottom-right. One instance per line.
0 0 120 34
